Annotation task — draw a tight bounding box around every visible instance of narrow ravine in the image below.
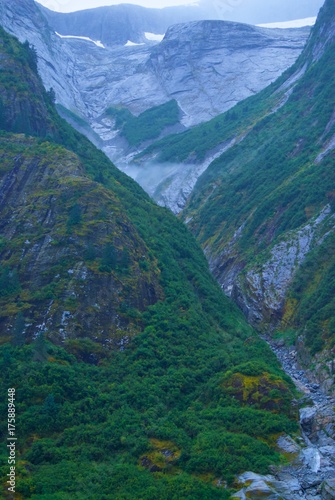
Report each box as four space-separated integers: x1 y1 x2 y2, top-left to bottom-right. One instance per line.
233 337 335 499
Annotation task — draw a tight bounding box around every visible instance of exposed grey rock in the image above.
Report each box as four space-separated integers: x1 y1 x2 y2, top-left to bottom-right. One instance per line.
271 474 302 497
232 490 247 500
245 479 279 498
300 447 321 473
0 0 88 117
300 408 318 437
234 471 305 499
236 335 335 500
238 472 276 484
300 474 322 490
1 0 310 128
0 1 309 151
322 478 335 500
319 445 335 460
277 435 301 454
124 137 242 214
224 205 335 329
233 472 279 499
315 132 335 163
150 21 309 127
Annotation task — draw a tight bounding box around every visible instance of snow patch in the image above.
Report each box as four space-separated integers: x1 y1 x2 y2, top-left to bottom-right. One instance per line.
55 31 105 48
257 17 316 29
124 40 145 47
144 32 165 42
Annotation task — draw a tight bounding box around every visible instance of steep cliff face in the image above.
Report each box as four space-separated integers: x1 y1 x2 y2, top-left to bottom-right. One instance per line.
147 20 308 128
179 0 335 393
0 135 162 347
38 0 324 38
0 0 88 116
0 27 54 136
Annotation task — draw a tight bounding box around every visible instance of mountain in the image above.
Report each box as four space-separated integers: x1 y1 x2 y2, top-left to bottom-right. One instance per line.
0 24 300 499
38 0 324 28
0 0 309 174
168 0 335 394
37 2 213 46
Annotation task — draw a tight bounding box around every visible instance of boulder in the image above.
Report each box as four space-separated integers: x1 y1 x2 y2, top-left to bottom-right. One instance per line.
277 435 301 454
300 407 318 436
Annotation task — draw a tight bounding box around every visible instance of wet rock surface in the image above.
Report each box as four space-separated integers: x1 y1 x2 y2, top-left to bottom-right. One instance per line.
238 337 335 499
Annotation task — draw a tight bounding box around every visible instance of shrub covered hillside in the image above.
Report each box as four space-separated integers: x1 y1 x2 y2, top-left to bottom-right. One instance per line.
181 0 335 391
106 100 181 148
0 26 298 498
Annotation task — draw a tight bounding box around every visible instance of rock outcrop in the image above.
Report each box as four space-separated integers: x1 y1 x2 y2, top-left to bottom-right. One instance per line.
228 206 335 328
0 135 162 345
147 20 309 127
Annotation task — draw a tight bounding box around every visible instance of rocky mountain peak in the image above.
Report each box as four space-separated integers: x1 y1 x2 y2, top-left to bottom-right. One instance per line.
37 1 212 46
157 19 309 57
303 0 335 62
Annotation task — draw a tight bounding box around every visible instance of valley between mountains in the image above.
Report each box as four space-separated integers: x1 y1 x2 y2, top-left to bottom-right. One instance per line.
0 0 335 498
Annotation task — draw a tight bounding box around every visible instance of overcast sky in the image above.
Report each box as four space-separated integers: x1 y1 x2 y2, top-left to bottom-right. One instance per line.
36 0 324 23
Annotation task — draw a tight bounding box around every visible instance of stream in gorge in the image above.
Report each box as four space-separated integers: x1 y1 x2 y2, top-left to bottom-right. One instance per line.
232 337 335 499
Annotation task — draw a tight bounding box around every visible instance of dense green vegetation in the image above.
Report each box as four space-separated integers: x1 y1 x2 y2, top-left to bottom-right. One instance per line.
0 27 56 137
56 104 102 145
135 88 278 163
0 25 300 499
288 233 335 355
0 337 297 497
107 100 180 147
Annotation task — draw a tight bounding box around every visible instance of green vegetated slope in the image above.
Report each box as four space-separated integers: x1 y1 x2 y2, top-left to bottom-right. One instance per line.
0 26 299 499
182 0 335 365
106 100 181 147
136 86 279 164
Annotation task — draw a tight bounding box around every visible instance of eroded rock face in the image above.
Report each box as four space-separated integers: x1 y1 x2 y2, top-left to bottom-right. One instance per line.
232 387 335 499
322 478 335 500
147 21 309 128
126 137 241 214
0 0 310 149
0 0 87 116
0 136 162 346
300 407 318 438
214 206 335 329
